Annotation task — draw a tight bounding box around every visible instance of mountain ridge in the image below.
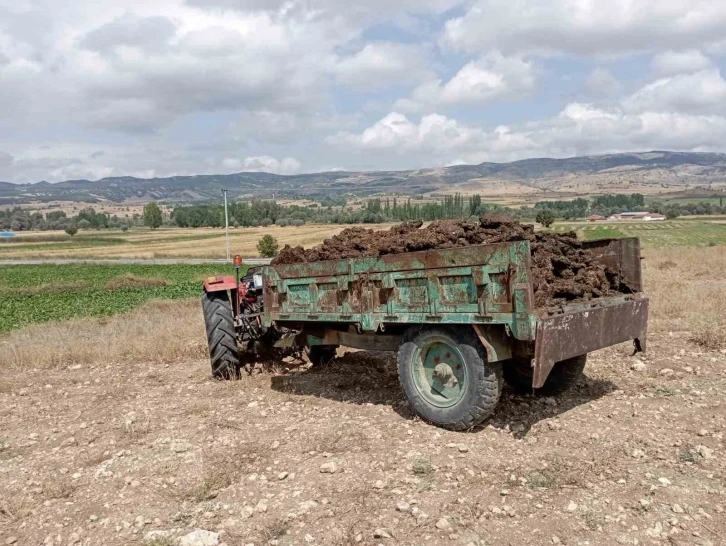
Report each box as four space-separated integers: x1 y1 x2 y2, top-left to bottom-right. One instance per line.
1 150 725 204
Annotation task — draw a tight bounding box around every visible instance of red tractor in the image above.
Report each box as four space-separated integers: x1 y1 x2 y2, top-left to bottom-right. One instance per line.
200 260 272 378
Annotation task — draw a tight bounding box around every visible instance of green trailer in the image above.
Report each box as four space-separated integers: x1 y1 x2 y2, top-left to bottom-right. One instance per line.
202 237 648 431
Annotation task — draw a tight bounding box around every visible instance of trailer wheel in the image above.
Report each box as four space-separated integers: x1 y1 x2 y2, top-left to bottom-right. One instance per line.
398 327 502 431
308 346 338 368
503 355 587 396
201 291 240 379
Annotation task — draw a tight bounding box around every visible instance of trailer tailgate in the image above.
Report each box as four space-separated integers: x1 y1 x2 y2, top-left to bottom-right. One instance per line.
532 297 649 388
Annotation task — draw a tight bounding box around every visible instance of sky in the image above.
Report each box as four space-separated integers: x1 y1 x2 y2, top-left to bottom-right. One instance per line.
2 0 726 184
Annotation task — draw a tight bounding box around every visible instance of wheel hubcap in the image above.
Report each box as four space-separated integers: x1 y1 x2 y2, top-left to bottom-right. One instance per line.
412 338 467 408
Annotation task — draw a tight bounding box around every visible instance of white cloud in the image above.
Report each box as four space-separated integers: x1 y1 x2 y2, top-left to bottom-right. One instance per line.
221 156 302 175
331 103 726 167
334 42 432 90
330 112 487 154
3 0 726 183
395 52 536 112
185 0 463 27
583 68 622 97
78 13 176 54
443 0 726 57
623 68 726 115
650 50 714 77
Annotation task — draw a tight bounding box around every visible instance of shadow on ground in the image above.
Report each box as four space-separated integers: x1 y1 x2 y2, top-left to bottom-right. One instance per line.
269 350 617 436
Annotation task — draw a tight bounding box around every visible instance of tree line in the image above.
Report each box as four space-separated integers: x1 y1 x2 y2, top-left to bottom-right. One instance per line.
0 202 164 233
2 192 724 232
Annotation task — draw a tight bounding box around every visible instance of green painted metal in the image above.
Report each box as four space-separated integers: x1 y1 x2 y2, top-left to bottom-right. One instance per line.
263 240 538 340
261 238 647 362
411 335 468 408
258 236 648 389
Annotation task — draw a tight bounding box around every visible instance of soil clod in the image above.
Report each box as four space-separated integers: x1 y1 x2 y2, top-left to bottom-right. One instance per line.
272 217 633 311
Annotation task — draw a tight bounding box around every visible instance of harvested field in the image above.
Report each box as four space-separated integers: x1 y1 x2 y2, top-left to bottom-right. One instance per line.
273 218 633 310
0 246 725 546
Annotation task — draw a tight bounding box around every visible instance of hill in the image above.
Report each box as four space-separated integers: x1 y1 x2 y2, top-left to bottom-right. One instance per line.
2 151 726 205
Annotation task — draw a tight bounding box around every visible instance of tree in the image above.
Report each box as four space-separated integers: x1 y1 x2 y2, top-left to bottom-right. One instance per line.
257 234 279 257
77 219 91 230
664 206 680 220
143 202 163 229
536 209 556 228
65 226 78 237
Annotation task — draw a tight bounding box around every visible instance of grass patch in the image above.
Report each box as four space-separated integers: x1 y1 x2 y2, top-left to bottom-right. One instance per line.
143 537 177 546
42 479 75 500
579 227 624 241
0 263 245 332
412 458 434 476
526 470 556 489
689 321 724 350
185 469 235 502
105 273 168 290
0 494 36 522
557 218 726 247
656 260 677 270
0 299 207 369
655 387 675 397
678 446 702 464
18 280 91 295
263 519 290 541
643 246 726 348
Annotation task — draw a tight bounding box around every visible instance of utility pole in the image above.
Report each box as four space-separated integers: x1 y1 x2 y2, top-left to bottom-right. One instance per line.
222 189 230 262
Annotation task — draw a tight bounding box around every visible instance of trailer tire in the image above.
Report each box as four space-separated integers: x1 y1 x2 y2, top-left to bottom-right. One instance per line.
503 354 587 396
201 290 240 380
308 346 338 368
398 326 502 431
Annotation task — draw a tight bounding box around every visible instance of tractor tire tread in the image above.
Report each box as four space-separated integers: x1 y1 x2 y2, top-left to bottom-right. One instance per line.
398 326 502 431
202 291 240 379
503 354 587 396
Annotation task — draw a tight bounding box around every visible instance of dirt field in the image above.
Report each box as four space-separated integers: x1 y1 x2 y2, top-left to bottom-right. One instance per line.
0 224 396 261
1 246 725 546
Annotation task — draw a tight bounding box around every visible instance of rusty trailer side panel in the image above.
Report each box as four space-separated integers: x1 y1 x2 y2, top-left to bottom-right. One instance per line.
581 237 643 293
263 240 537 340
532 296 649 387
262 236 648 389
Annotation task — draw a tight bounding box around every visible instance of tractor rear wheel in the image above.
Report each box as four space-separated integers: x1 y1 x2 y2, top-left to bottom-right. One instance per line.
397 326 502 431
201 290 240 379
503 354 587 396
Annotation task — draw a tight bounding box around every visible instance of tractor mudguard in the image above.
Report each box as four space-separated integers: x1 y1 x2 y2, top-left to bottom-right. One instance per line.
203 275 238 293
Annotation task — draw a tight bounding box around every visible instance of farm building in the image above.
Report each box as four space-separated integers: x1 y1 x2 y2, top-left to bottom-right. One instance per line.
608 212 666 221
587 214 606 221
643 213 666 221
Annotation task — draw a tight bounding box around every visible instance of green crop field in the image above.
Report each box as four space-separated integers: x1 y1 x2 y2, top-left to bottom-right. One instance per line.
552 218 726 247
0 263 244 332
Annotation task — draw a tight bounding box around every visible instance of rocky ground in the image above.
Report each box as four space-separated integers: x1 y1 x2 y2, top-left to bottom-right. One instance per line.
1 333 724 546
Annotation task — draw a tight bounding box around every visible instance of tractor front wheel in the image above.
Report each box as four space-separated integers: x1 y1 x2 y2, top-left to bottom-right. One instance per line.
397 326 502 431
201 290 240 379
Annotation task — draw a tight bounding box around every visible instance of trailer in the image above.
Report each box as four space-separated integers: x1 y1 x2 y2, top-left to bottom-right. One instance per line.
201 237 648 431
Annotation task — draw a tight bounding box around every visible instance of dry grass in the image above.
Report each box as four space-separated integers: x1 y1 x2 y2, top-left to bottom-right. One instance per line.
0 299 207 370
104 273 168 290
643 246 726 348
0 495 36 523
42 479 76 500
175 446 255 503
0 224 395 260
